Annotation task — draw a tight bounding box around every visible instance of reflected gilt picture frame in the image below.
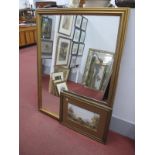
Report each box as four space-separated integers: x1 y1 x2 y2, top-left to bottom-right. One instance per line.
58 15 74 36
59 91 112 143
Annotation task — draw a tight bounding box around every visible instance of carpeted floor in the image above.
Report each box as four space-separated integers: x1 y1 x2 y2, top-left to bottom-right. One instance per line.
19 45 135 155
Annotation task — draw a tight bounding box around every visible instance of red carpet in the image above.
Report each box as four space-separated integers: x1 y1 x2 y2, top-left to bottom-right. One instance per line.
19 45 135 155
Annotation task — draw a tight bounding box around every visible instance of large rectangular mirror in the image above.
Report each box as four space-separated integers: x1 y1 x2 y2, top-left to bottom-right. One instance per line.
36 8 129 120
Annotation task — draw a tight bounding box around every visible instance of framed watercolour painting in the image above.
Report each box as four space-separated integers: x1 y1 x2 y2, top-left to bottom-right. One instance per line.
75 15 82 28
41 40 53 55
58 15 74 36
59 91 112 143
55 37 71 66
71 42 79 55
78 43 85 56
73 28 81 42
41 16 52 39
82 48 114 91
81 16 88 31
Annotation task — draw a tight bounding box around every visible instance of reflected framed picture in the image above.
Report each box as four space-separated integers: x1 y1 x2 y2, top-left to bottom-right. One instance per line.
71 42 79 55
59 91 112 143
80 31 86 43
70 56 77 68
58 15 74 36
78 43 85 56
81 16 88 31
55 37 71 66
56 81 68 96
73 28 81 42
82 48 114 91
75 15 82 28
55 66 70 81
41 16 52 39
41 40 53 55
51 72 64 81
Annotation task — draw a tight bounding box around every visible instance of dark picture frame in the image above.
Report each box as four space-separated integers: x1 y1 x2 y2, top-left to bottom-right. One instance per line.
73 28 81 42
75 15 83 28
58 15 74 36
41 16 52 39
115 0 135 8
82 48 114 91
78 43 85 56
71 42 79 55
59 91 112 143
55 37 71 66
81 16 88 31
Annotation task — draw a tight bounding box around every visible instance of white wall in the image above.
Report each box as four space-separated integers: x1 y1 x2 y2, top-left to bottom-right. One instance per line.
112 9 135 124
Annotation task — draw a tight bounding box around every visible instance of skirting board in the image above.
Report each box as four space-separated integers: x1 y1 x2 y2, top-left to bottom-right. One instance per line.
109 116 135 140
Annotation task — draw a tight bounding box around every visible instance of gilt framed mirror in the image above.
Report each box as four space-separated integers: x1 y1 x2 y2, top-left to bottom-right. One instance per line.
36 8 129 120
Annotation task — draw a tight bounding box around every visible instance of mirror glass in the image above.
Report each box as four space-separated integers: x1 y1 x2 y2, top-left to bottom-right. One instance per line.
40 14 120 116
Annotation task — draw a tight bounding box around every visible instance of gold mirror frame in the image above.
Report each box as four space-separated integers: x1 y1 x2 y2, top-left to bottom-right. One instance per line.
36 8 129 120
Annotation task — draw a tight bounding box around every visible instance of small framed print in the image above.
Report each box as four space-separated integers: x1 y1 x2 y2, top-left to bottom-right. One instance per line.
78 43 85 56
81 16 88 31
58 15 74 36
59 91 112 143
41 16 52 39
55 81 68 96
75 15 82 28
70 56 77 68
73 28 81 42
80 31 86 43
55 37 71 66
54 66 70 81
41 40 53 55
71 42 79 55
51 72 64 81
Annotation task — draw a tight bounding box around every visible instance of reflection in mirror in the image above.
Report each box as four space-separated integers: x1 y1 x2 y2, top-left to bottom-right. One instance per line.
40 14 120 116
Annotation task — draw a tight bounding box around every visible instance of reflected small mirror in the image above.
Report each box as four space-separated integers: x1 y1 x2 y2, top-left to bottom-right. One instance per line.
37 8 129 119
